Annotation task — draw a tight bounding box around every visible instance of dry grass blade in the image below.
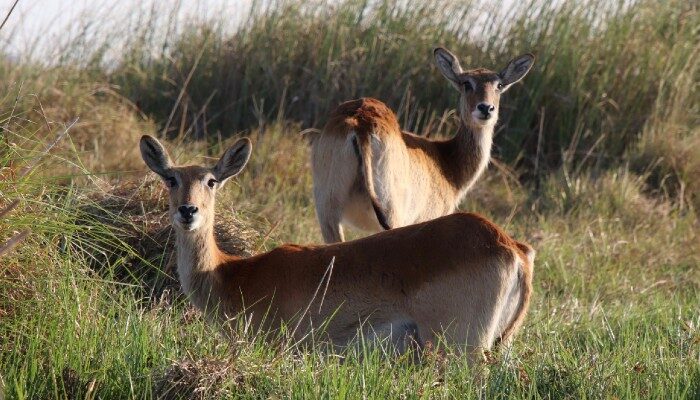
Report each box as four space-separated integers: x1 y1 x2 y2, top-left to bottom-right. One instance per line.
163 47 207 140
0 0 19 32
18 118 78 179
0 230 29 258
287 256 336 348
0 200 20 219
0 200 28 258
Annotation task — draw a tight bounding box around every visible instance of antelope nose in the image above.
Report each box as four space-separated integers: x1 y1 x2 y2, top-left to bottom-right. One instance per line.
477 103 495 118
178 205 198 220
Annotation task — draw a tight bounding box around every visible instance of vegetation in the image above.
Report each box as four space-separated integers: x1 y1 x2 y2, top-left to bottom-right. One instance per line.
0 0 698 398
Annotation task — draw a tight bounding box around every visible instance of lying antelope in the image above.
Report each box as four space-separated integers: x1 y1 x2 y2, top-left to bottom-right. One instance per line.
140 135 535 358
310 48 534 242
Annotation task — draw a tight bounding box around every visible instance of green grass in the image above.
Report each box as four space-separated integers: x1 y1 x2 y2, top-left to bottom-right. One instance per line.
108 0 697 173
5 0 695 203
1 0 699 398
1 129 698 398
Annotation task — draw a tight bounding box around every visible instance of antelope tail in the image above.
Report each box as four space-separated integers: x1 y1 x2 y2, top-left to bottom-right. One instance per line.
496 245 535 346
351 133 391 230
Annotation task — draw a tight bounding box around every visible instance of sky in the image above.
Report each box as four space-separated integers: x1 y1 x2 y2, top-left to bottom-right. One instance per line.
0 0 253 58
1 0 524 62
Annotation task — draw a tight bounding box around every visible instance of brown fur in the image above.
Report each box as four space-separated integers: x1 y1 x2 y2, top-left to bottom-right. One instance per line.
310 49 534 243
140 135 536 358
327 98 486 193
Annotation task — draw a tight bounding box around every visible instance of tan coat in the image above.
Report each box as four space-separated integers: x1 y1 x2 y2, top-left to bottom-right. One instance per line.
309 48 534 243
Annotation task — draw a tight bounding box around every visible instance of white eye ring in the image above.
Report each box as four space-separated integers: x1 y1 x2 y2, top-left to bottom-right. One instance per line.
207 178 218 188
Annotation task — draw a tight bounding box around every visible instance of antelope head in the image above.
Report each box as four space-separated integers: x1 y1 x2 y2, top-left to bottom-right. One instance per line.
139 135 252 233
434 48 535 130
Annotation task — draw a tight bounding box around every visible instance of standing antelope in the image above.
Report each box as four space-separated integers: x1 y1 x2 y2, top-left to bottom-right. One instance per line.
310 48 535 243
140 135 535 358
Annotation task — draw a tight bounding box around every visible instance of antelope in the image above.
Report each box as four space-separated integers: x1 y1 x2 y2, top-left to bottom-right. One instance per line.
139 135 535 359
309 48 535 243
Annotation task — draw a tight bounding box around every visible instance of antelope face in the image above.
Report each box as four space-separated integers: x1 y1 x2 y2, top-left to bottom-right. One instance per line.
162 166 217 231
459 70 502 127
434 48 535 129
139 135 252 233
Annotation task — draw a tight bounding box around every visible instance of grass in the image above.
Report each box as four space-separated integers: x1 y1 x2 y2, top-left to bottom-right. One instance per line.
2 129 698 398
109 0 698 174
1 0 699 398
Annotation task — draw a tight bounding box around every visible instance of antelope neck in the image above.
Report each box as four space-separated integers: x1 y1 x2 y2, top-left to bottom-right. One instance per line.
447 121 494 190
174 217 234 275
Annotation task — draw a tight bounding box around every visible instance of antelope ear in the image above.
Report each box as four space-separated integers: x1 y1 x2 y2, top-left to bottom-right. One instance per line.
499 53 535 92
212 138 252 185
140 135 173 178
434 47 464 90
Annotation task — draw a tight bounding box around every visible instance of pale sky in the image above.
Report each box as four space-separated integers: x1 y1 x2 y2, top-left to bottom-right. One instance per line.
1 0 521 61
0 0 252 59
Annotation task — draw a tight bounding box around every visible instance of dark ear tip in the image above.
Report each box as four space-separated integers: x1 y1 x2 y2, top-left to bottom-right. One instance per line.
228 137 253 157
433 47 450 58
235 137 253 149
140 135 155 144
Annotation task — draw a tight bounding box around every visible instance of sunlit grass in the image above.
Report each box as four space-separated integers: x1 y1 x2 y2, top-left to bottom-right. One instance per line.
2 124 698 398
0 0 698 398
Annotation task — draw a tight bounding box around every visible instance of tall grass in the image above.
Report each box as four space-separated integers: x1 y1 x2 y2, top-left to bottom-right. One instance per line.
109 0 697 174
3 0 697 201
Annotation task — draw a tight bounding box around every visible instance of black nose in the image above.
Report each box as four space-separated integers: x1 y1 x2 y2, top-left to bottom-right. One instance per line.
178 205 198 220
477 103 495 118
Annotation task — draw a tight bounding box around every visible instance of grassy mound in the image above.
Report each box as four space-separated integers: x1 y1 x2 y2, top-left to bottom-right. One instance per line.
75 177 260 301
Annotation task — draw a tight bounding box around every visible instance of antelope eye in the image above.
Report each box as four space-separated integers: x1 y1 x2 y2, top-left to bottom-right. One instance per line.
165 177 178 188
207 178 218 188
463 81 472 91
497 82 504 90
